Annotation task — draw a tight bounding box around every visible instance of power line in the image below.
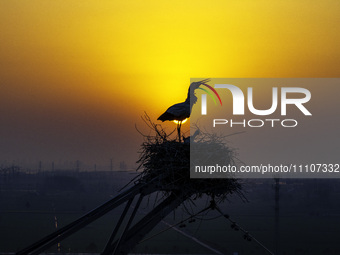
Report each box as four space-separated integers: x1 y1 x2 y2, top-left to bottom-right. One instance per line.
138 205 211 244
214 204 275 255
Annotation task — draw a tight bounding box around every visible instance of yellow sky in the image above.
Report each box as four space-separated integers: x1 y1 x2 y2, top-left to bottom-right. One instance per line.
0 0 339 167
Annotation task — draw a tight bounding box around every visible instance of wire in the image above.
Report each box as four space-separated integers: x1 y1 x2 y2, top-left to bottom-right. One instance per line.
138 205 211 244
193 214 222 221
214 205 275 255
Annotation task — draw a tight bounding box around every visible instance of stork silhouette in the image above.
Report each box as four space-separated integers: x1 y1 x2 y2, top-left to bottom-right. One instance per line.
158 79 210 142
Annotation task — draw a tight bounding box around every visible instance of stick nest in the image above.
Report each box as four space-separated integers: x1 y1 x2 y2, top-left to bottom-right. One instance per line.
136 114 245 202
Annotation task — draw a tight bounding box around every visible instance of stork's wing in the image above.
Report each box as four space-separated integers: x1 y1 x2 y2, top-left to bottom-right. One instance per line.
157 102 190 122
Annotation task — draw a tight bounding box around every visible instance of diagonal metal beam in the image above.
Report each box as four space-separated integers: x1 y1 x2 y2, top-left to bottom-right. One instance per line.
111 191 191 255
107 194 145 255
102 197 134 253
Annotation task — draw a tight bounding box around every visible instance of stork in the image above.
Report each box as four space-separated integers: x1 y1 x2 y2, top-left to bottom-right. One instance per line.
157 79 210 142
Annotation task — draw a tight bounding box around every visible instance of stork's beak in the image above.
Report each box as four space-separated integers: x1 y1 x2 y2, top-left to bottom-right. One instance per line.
190 78 211 91
191 79 211 87
198 78 211 85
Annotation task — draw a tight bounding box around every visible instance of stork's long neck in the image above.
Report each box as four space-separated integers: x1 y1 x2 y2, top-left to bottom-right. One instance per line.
185 86 198 112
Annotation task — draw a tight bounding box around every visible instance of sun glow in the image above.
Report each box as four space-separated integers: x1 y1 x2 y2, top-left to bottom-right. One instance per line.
173 118 188 125
1 0 340 167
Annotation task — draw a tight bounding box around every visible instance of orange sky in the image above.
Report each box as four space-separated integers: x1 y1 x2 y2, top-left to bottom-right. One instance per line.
1 1 339 169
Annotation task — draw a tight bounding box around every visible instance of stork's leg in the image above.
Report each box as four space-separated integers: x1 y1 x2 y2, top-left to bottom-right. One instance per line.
177 123 180 142
177 121 182 143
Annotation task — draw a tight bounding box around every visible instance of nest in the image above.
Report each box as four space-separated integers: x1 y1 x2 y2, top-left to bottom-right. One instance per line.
136 114 245 202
